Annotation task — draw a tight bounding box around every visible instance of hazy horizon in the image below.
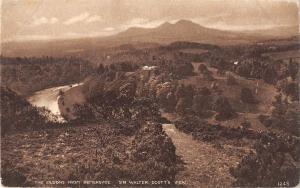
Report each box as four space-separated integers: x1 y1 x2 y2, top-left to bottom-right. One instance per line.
1 0 299 42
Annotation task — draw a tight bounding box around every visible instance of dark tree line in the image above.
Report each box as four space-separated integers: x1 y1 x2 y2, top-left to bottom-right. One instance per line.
1 56 94 95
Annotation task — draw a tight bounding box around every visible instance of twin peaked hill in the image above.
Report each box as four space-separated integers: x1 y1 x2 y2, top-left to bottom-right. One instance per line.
2 20 298 57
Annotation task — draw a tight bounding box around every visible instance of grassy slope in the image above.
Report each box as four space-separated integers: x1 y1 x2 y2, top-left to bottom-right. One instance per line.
2 121 181 187
2 124 127 185
181 63 277 131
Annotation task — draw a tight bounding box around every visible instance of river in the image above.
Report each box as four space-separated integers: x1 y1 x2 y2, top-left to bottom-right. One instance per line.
27 83 82 121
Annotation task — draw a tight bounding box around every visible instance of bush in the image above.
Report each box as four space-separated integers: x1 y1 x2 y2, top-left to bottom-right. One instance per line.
203 72 215 81
213 96 236 120
1 87 60 135
156 82 177 112
192 94 213 117
199 87 211 96
259 96 299 137
73 77 161 122
130 123 178 182
240 87 256 104
262 66 278 84
1 163 28 187
231 135 300 187
175 84 194 105
175 98 190 115
277 79 299 101
241 119 251 129
198 64 209 73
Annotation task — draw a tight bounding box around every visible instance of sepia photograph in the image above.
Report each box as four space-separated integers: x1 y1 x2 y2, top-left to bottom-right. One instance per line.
0 0 299 187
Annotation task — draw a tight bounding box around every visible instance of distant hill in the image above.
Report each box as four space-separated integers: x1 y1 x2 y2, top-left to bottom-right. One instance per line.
108 20 243 44
240 25 299 38
2 20 298 57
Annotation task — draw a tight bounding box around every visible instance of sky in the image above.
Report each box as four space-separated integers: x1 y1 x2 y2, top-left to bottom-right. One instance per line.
1 0 299 42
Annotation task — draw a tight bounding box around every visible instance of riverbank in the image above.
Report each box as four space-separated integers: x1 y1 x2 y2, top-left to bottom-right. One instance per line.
27 83 83 122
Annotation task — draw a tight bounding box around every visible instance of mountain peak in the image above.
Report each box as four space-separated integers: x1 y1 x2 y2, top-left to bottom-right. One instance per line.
175 19 206 28
159 19 198 27
158 21 172 28
175 19 195 25
158 19 203 30
114 18 231 44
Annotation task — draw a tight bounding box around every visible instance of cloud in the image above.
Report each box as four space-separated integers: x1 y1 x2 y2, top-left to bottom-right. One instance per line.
128 18 149 26
120 18 165 30
86 15 103 23
32 17 58 26
104 27 115 31
64 12 103 25
64 12 90 25
50 17 59 24
5 30 116 42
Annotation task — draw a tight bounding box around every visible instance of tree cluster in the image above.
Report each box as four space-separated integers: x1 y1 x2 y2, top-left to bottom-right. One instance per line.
231 133 300 187
1 87 60 135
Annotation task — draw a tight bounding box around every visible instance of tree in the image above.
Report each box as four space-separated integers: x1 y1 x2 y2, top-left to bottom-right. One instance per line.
198 64 208 73
278 80 298 101
202 72 215 81
192 95 212 117
241 119 251 129
231 136 299 187
240 88 256 104
58 89 64 96
199 87 211 96
213 96 235 120
156 82 176 112
175 84 194 106
131 98 161 121
271 94 287 117
97 63 105 74
262 66 278 84
287 60 298 80
1 87 59 135
175 98 190 115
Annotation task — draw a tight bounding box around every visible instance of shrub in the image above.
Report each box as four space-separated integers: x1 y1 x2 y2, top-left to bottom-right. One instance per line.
130 123 178 182
1 87 60 135
156 82 177 112
175 84 194 105
175 98 190 115
231 136 300 187
198 64 208 73
240 87 256 104
213 96 236 120
199 87 211 96
192 94 213 117
278 80 299 101
1 162 28 187
241 119 251 129
260 96 299 137
262 66 278 84
203 72 215 81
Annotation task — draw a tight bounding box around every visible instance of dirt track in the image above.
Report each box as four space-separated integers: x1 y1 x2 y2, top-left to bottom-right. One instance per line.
163 124 243 188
